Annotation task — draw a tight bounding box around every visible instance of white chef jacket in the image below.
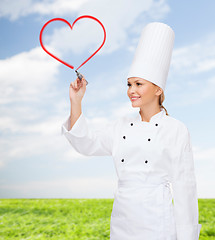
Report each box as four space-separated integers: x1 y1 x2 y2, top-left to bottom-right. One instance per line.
61 108 202 240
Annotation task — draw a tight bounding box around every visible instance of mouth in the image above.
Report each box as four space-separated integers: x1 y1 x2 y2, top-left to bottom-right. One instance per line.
130 96 140 101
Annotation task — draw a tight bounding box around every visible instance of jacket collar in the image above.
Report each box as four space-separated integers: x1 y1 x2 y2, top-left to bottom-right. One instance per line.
135 108 165 123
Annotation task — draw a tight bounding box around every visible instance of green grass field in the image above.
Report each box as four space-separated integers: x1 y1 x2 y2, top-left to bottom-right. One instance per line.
0 199 214 239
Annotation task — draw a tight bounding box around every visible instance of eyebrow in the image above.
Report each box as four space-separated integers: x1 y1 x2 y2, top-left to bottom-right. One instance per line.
127 80 142 83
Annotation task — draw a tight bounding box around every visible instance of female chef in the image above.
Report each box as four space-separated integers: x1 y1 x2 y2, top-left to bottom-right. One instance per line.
61 22 202 240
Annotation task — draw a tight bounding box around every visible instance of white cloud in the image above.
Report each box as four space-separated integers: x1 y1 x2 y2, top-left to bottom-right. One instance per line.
1 0 170 57
166 75 215 107
0 46 60 104
0 46 64 168
0 123 88 169
0 100 136 168
201 77 215 99
194 146 215 161
0 0 31 20
69 0 170 54
0 0 88 21
171 33 215 74
32 0 88 16
166 33 215 107
0 176 118 198
145 0 170 20
0 43 133 170
0 0 169 23
1 145 214 198
1 0 214 199
45 17 106 57
37 0 170 65
193 146 215 198
0 103 90 166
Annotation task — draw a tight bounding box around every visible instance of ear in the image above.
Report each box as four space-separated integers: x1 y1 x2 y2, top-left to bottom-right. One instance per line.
155 86 163 96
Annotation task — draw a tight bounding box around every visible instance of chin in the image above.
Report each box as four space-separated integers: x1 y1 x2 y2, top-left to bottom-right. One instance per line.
131 103 141 108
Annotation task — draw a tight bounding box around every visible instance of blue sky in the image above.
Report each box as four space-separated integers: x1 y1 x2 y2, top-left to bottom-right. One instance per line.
0 0 214 198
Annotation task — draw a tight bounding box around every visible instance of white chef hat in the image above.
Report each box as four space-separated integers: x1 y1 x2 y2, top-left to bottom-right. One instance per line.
127 22 175 92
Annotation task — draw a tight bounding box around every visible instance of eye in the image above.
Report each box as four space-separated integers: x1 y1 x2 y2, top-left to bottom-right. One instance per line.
127 82 142 87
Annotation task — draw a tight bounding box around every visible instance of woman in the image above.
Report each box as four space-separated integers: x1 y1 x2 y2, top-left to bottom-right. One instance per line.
61 22 202 240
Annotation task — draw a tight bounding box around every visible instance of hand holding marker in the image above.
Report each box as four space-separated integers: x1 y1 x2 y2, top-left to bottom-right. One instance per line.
75 70 88 85
71 70 88 92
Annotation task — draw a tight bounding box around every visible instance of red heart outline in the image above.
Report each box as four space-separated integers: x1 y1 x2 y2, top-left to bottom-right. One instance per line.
39 15 106 71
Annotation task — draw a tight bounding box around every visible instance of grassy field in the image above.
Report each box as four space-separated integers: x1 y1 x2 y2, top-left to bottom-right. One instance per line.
0 199 214 239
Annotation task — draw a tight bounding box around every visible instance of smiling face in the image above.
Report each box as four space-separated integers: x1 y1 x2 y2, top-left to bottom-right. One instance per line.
127 77 163 108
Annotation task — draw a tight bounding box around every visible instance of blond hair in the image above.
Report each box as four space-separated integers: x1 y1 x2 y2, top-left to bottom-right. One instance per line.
152 83 169 116
159 91 169 116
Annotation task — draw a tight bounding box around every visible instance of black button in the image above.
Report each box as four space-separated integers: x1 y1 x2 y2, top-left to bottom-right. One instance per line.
148 138 151 141
121 159 124 162
155 123 158 126
145 160 148 163
131 123 133 126
123 136 126 139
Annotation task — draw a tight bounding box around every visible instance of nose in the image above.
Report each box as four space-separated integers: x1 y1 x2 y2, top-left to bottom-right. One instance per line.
128 85 136 94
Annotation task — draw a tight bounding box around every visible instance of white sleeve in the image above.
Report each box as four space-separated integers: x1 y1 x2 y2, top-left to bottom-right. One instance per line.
171 124 202 240
61 112 119 156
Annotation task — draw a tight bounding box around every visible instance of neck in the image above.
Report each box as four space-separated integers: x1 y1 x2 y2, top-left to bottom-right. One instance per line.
139 106 161 122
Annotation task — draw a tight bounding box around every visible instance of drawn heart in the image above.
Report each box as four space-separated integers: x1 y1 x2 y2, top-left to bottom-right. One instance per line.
39 15 106 71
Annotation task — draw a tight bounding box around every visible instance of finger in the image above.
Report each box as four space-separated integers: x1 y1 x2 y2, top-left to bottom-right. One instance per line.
74 79 78 89
70 82 75 89
78 77 84 87
82 78 87 86
79 79 83 87
77 75 84 83
77 77 82 86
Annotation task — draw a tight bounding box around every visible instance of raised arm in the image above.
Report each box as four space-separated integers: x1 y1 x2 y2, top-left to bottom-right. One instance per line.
61 74 119 156
68 74 86 130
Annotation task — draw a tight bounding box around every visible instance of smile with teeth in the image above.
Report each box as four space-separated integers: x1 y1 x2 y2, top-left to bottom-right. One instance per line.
131 96 140 101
